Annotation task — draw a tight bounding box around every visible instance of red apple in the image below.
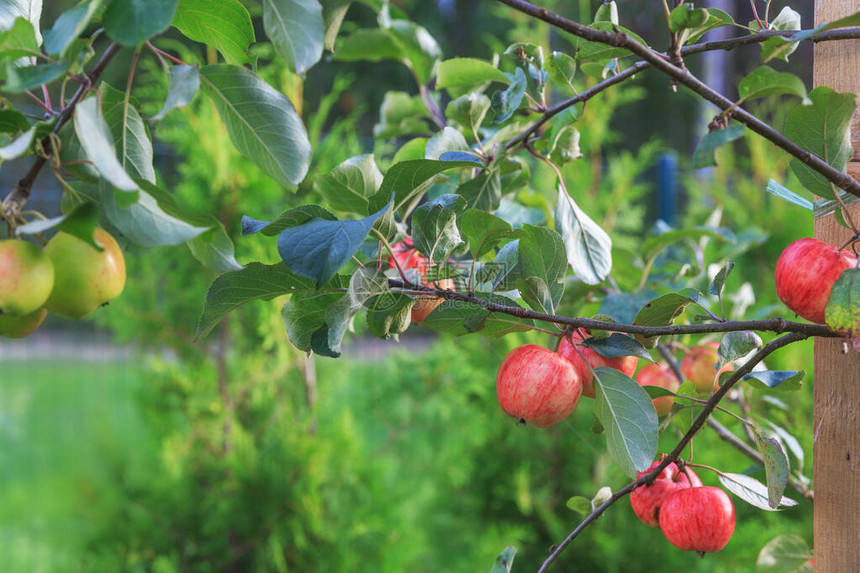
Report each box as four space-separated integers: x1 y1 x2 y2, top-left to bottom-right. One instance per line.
775 237 856 324
630 460 702 527
681 342 733 394
496 344 582 428
387 238 454 323
659 486 735 554
557 329 638 399
635 363 680 416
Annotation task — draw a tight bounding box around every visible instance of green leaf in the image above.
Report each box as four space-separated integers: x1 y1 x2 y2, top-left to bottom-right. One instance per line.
425 126 469 160
0 17 39 60
44 1 102 57
412 193 466 263
717 472 798 511
0 108 30 135
461 210 514 259
488 546 517 573
200 64 312 188
546 50 577 94
320 0 351 52
633 289 701 348
333 28 402 62
555 189 612 285
262 0 324 75
186 221 243 273
368 158 477 213
242 205 337 236
580 333 653 361
2 60 67 93
104 0 178 47
172 0 255 65
594 1 617 24
709 261 734 297
366 291 413 339
760 7 801 63
669 4 709 33
692 125 745 168
600 291 655 325
756 534 814 573
0 1 43 44
718 330 762 369
74 97 139 192
102 180 210 247
325 267 389 353
457 170 501 212
100 83 155 183
277 199 391 288
15 202 100 249
436 57 508 90
784 86 856 200
738 66 810 104
282 288 345 354
384 19 441 85
825 268 860 338
572 22 646 62
566 496 591 515
151 64 199 120
314 154 384 214
0 123 34 162
765 179 813 210
515 225 566 314
420 295 534 337
755 430 791 509
592 367 659 478
742 370 805 392
373 90 430 139
195 262 316 339
490 67 526 124
446 92 491 134
682 8 735 45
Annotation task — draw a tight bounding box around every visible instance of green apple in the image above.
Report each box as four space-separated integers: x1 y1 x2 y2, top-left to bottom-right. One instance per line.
0 239 55 316
0 307 47 338
44 228 126 318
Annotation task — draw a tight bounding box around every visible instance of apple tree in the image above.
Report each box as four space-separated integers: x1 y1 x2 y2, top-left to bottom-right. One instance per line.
1 0 859 570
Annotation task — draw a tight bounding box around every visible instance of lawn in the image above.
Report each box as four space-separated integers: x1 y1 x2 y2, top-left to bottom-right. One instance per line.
0 359 151 573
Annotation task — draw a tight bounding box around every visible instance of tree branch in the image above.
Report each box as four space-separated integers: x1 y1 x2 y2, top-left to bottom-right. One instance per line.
493 0 860 199
536 332 806 572
387 279 839 338
1 42 122 216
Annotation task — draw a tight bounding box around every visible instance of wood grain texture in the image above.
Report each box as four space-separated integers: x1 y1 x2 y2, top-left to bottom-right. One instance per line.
813 1 860 571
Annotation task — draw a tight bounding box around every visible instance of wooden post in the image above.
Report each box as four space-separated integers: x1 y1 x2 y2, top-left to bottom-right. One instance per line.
813 1 860 570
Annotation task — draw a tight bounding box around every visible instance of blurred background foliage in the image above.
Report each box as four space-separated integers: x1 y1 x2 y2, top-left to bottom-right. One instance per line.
0 0 818 571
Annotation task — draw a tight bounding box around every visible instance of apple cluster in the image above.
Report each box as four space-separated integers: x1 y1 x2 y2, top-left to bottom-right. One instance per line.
775 237 857 324
0 228 126 339
387 238 455 323
630 459 735 556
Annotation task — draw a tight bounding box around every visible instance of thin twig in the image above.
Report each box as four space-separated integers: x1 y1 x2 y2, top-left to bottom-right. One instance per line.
536 332 806 572
2 43 122 215
494 0 860 199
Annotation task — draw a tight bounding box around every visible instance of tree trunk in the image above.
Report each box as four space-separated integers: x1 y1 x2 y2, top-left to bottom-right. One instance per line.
813 1 860 570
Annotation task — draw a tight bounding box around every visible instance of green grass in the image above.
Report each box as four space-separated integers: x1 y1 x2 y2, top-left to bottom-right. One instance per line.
0 360 152 573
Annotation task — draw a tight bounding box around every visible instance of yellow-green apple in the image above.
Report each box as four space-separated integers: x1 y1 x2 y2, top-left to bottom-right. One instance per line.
659 486 735 555
681 342 733 394
387 237 454 323
557 328 638 398
496 344 582 428
0 307 47 338
630 460 702 527
0 239 54 316
44 228 126 318
775 238 856 324
635 363 680 416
